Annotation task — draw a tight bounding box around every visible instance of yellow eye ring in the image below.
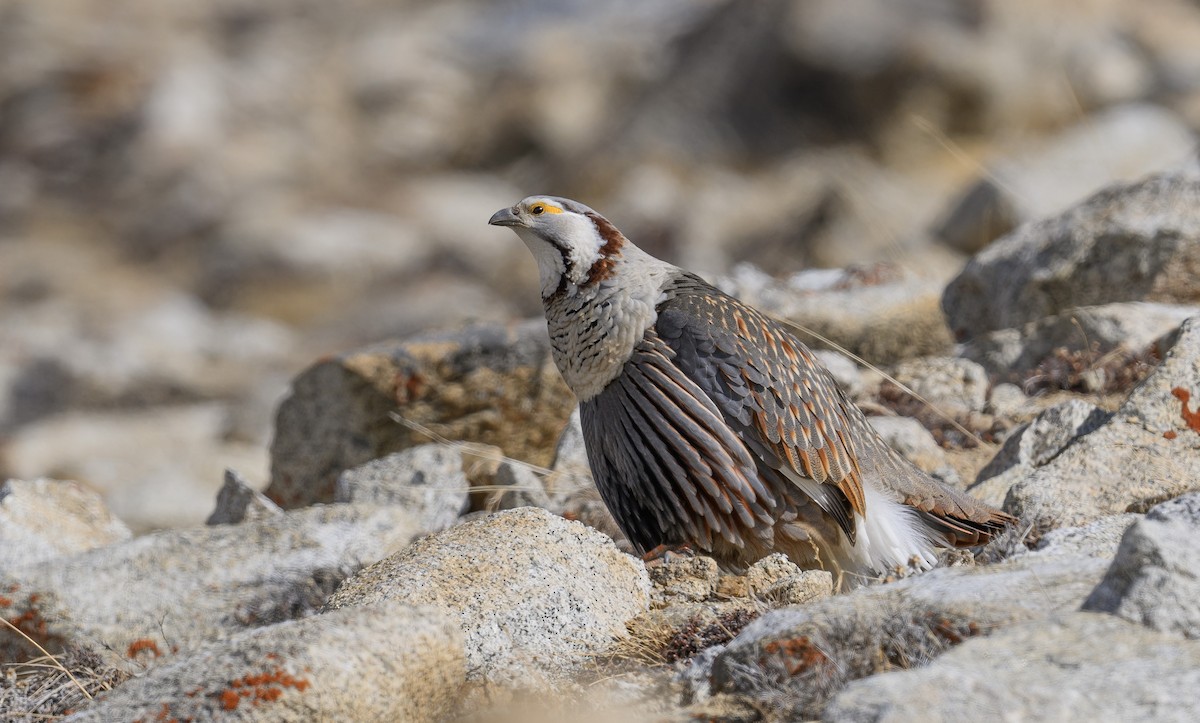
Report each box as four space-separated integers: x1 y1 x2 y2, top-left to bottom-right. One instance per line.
531 205 544 215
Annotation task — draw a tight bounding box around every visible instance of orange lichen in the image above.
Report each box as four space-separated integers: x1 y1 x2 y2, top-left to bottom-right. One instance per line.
219 666 311 711
762 636 829 676
220 689 240 711
1165 430 1178 440
0 596 11 607
127 638 163 659
1172 387 1200 432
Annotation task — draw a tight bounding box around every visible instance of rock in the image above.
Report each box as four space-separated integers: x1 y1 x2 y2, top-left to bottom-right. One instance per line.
546 408 597 507
985 382 1028 418
943 167 1200 341
2 404 267 531
762 570 835 607
325 507 650 685
812 349 870 399
334 445 469 533
709 552 1109 716
1026 514 1141 560
1083 492 1200 638
267 322 574 508
482 460 553 512
63 602 464 723
718 264 953 365
0 504 417 662
867 416 949 474
969 399 1111 508
887 357 989 417
648 556 721 607
0 478 131 567
960 302 1196 380
206 468 282 525
936 104 1197 253
823 612 1200 722
1003 317 1200 533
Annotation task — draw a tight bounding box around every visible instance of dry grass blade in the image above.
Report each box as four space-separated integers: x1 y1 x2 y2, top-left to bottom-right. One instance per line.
772 317 988 447
0 617 92 702
389 412 556 479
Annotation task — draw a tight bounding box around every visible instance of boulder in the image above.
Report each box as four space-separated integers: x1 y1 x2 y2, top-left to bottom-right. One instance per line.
1083 492 1200 638
943 167 1200 341
708 551 1110 717
64 602 464 723
0 505 417 662
1003 317 1200 533
969 399 1111 507
824 612 1200 722
334 444 469 533
326 507 650 685
936 104 1197 253
267 322 574 508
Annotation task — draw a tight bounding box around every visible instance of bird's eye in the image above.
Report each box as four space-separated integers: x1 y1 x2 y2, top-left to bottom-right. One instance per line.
531 205 544 215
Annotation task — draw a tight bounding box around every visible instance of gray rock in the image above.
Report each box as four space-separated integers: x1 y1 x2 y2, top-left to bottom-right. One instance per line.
326 507 650 685
335 445 469 533
710 552 1109 717
867 415 949 474
268 322 574 508
1147 491 1200 524
960 302 1196 379
546 407 597 507
985 382 1028 419
763 570 835 607
936 104 1197 254
1083 492 1200 638
1026 514 1141 560
1003 317 1200 532
970 399 1111 507
648 556 721 607
485 460 553 511
0 504 417 662
64 602 464 723
824 612 1200 723
0 478 131 568
812 349 869 399
206 468 282 525
943 167 1200 341
888 357 989 417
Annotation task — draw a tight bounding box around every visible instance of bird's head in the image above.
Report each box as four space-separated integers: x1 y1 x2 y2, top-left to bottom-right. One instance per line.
489 195 626 299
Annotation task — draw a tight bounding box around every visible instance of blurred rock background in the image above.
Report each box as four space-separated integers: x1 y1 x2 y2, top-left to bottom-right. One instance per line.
2 0 1199 530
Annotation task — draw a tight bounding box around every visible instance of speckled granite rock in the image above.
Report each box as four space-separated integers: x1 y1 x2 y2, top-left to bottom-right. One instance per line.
326 507 650 685
0 505 417 663
64 602 464 723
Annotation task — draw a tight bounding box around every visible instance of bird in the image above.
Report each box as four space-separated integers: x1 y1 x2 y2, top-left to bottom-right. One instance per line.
489 195 1014 585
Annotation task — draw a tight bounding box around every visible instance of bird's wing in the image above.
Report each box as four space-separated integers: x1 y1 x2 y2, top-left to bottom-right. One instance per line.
653 274 867 543
580 329 783 553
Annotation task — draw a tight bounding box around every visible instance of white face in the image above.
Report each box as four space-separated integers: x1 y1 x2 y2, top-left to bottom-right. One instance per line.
501 196 607 297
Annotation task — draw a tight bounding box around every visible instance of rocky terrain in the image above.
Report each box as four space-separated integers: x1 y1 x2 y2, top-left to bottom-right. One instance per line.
4 0 1200 720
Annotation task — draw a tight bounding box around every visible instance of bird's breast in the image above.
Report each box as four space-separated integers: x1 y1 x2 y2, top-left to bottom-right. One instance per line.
543 287 660 402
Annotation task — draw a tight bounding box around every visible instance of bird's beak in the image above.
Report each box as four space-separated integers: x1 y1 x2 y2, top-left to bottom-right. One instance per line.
488 207 524 227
